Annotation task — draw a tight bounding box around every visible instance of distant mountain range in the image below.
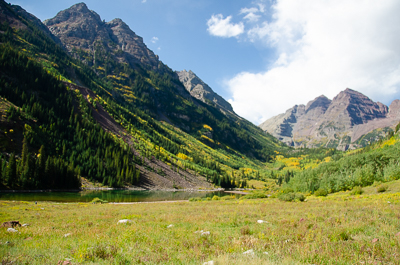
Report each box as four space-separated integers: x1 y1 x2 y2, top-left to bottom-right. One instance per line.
259 88 400 150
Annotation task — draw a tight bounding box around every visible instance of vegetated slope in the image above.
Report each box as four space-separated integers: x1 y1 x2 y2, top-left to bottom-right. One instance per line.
0 1 288 190
43 2 284 162
260 88 400 150
281 126 400 195
0 1 210 190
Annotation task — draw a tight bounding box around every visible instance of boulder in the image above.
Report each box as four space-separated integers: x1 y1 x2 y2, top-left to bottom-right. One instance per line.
2 221 21 228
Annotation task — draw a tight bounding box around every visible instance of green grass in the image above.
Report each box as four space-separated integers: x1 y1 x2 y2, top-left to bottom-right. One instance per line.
1 188 400 264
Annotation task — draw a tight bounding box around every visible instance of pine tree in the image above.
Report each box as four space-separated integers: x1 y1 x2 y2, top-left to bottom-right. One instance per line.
7 153 17 189
0 156 3 185
21 136 29 166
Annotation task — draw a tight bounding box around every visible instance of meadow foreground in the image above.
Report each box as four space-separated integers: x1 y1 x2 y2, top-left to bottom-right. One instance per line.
1 190 400 264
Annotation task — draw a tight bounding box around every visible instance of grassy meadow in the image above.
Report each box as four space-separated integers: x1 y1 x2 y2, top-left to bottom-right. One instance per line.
1 182 400 265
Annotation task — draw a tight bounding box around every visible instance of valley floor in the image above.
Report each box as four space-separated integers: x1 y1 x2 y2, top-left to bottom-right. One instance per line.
1 186 400 264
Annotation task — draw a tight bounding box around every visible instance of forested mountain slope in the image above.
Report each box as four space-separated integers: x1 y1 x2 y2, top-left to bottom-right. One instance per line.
0 1 289 190
282 128 400 195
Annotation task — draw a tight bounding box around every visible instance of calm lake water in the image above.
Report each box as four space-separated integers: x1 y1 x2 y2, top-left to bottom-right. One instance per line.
0 190 235 203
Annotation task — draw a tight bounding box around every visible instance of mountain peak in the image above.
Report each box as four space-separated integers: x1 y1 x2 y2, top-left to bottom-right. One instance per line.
260 88 397 150
108 18 125 25
44 2 101 27
344 87 357 93
177 70 234 114
305 95 331 113
70 2 89 10
44 3 160 70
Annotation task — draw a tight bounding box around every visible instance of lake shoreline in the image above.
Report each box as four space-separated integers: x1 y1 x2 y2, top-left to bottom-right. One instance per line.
0 187 226 193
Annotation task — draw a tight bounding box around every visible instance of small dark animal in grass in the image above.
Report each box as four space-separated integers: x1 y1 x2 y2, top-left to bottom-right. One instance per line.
2 221 21 228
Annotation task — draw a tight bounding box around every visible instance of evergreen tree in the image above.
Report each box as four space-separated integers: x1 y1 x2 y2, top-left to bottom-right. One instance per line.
7 153 17 188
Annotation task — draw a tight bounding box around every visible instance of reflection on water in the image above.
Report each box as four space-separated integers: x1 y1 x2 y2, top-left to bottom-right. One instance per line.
0 190 237 202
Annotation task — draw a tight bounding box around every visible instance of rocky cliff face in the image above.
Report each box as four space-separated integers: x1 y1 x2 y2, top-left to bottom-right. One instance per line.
259 88 400 150
177 70 235 115
44 3 161 71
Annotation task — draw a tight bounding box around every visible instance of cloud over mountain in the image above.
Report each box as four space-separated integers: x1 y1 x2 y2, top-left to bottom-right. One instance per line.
208 0 400 125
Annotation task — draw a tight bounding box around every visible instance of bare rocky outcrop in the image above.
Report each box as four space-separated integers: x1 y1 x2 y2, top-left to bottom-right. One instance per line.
260 88 400 150
44 3 161 71
177 70 236 116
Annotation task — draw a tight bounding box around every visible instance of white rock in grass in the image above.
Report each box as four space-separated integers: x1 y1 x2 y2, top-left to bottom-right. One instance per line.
201 231 210 236
264 252 269 255
22 224 29 227
167 224 174 228
194 230 203 233
117 219 132 224
203 261 214 265
257 220 267 224
7 228 18 233
243 249 254 255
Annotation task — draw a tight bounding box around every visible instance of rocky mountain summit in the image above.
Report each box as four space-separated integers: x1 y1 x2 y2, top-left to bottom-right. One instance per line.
259 88 400 150
44 3 162 71
177 70 235 115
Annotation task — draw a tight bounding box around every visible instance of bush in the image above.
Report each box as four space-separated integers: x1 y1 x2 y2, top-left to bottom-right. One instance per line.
314 188 328 197
350 186 364 195
220 195 236 201
212 195 220 201
278 192 305 202
240 192 268 200
376 184 388 193
295 193 306 202
383 163 400 181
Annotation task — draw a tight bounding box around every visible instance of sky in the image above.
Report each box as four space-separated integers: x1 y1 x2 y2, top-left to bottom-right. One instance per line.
7 0 400 125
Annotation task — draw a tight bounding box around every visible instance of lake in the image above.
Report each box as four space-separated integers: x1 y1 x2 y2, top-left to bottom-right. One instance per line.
0 190 236 203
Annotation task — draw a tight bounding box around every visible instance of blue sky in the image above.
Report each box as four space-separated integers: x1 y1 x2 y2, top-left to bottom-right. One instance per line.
8 0 400 125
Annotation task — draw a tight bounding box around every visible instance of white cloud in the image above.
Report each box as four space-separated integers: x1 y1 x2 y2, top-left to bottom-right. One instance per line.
207 14 244 38
225 0 400 125
240 6 262 22
141 0 147 3
151 37 159 43
243 12 261 23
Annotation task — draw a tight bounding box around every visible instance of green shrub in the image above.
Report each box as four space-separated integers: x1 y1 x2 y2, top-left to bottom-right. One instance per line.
240 192 268 200
212 195 220 201
278 192 304 202
189 197 202 202
350 186 364 195
295 193 306 202
383 163 400 181
220 195 236 201
314 188 328 197
281 187 294 194
376 184 388 193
